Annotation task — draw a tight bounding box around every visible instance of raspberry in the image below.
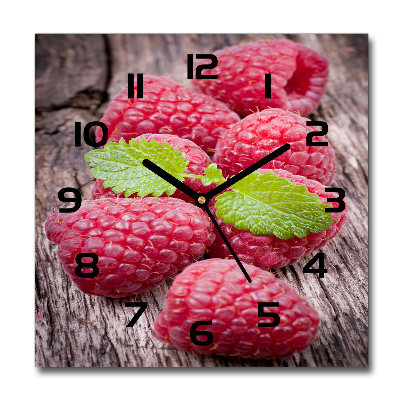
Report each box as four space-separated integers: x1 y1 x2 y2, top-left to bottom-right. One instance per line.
192 39 329 117
153 258 320 359
207 169 347 270
44 197 215 298
95 75 240 155
92 133 215 203
214 108 336 185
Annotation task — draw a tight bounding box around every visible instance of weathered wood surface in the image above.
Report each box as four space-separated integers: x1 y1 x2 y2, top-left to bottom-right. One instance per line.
35 34 368 367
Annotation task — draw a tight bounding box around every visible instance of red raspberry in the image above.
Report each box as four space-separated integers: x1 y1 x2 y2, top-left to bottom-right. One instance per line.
153 258 320 359
92 134 215 203
214 108 336 185
44 197 215 298
95 75 240 155
192 39 329 117
207 169 347 270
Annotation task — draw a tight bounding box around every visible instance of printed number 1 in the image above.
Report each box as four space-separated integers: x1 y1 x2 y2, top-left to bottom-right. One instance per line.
265 73 271 98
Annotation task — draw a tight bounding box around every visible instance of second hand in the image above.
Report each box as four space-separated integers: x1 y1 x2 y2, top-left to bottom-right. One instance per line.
203 205 252 283
142 158 252 282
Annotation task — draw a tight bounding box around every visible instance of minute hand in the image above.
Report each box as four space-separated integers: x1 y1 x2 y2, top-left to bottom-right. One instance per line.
205 143 290 199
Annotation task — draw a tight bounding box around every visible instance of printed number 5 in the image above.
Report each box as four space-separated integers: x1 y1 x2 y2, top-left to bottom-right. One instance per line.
258 302 280 327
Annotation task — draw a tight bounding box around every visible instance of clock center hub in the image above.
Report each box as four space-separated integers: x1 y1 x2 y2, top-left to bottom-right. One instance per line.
197 196 206 205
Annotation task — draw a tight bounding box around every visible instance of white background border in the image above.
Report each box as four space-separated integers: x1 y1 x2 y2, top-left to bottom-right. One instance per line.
1 0 395 398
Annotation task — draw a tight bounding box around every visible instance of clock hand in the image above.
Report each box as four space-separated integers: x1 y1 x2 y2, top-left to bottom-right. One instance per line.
202 205 252 283
143 159 251 281
205 143 290 200
142 159 200 201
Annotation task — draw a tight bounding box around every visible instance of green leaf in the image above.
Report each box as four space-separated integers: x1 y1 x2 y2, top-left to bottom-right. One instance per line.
201 163 224 186
214 172 333 240
84 138 189 197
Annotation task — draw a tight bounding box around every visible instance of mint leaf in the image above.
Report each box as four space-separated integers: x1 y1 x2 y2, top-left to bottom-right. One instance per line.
201 163 224 186
214 172 333 240
84 138 189 197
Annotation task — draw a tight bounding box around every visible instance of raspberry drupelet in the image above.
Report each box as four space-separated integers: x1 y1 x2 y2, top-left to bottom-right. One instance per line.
44 197 215 298
95 75 240 155
192 39 329 117
214 108 336 186
153 258 320 359
92 133 216 204
207 169 347 270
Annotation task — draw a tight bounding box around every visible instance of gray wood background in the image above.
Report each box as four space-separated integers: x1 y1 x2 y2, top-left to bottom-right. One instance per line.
35 34 368 367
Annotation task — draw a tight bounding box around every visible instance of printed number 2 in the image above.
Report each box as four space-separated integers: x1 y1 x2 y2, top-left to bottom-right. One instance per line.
125 302 148 327
306 121 329 146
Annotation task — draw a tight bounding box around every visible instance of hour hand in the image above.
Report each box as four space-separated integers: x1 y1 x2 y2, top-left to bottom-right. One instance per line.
142 159 199 201
205 143 290 200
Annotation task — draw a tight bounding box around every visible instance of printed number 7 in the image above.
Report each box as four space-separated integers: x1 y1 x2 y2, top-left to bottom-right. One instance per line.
125 302 147 327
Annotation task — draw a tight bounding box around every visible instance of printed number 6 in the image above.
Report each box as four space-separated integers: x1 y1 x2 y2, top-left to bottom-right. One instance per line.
190 321 213 346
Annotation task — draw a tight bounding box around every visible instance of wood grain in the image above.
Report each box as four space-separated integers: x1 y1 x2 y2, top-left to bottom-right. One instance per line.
35 34 368 367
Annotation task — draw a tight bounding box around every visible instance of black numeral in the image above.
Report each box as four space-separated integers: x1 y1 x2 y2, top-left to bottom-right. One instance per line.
190 321 213 346
187 54 218 79
125 302 148 327
58 187 82 213
325 188 346 213
75 253 99 278
128 73 143 98
306 121 328 146
75 121 108 147
265 73 271 98
303 253 327 278
258 302 280 327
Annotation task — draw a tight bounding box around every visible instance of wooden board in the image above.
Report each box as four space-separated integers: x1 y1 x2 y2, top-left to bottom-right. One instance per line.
35 33 368 367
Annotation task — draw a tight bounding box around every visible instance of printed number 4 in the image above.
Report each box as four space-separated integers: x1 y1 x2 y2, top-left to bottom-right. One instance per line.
303 253 327 278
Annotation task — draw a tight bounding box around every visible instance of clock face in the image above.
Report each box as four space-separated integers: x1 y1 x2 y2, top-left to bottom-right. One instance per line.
35 33 368 367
